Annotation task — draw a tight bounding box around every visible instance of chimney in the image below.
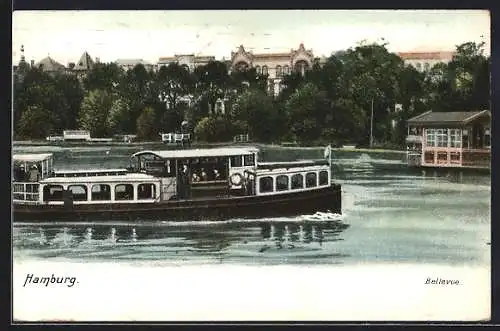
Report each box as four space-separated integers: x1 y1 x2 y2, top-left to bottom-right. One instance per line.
96 57 100 63
30 60 34 67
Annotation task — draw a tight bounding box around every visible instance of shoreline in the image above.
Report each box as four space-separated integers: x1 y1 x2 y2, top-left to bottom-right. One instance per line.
13 140 407 154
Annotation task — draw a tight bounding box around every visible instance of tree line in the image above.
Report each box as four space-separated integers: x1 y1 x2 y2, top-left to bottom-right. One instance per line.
13 41 490 147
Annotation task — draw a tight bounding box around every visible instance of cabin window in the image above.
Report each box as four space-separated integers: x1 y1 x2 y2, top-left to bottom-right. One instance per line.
68 185 87 201
115 184 134 201
43 185 64 201
319 170 329 186
244 154 255 166
276 175 289 191
230 155 243 167
138 183 156 200
259 176 274 193
436 129 448 147
91 184 111 201
425 129 436 147
449 129 462 148
291 174 304 190
306 172 317 188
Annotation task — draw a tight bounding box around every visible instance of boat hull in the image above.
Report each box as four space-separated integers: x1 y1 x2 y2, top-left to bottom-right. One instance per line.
13 184 342 222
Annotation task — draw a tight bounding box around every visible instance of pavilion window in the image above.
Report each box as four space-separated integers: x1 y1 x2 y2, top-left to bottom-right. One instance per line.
462 129 470 149
436 129 448 147
425 129 436 147
449 129 462 148
484 128 491 148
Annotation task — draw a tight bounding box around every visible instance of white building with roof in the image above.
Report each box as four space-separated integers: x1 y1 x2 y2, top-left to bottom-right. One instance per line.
398 51 456 72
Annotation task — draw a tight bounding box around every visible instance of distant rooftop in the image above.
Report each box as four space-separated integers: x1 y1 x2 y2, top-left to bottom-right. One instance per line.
398 51 456 61
407 110 490 125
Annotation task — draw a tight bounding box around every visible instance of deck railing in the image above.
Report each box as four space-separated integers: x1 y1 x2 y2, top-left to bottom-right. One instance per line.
12 182 40 202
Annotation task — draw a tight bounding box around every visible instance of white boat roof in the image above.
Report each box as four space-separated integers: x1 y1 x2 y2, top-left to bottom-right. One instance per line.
41 173 159 184
132 147 259 159
13 153 53 162
54 168 128 174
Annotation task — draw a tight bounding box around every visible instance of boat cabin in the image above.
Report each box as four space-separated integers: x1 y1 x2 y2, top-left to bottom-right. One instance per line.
12 153 54 202
130 147 259 200
13 146 334 206
406 110 491 169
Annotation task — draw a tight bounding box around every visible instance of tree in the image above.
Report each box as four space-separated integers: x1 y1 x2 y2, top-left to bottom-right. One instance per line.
194 61 230 113
232 88 278 142
156 63 193 110
17 105 54 139
107 97 131 134
83 62 124 93
53 74 84 130
230 68 268 92
78 89 113 137
285 83 330 143
136 107 157 140
193 115 237 142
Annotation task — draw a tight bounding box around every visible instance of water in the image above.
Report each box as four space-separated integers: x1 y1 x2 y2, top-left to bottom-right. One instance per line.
12 145 491 267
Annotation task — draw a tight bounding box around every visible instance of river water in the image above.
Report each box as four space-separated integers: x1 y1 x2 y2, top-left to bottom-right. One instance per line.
12 144 490 266
12 145 491 321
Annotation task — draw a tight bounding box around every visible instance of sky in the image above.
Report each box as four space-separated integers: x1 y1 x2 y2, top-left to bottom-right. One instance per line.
12 10 490 66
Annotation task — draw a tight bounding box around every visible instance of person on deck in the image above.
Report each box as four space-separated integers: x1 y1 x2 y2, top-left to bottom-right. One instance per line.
200 168 208 181
178 164 191 199
28 165 40 182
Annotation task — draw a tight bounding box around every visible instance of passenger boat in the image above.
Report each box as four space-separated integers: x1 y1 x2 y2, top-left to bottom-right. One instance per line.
12 146 342 222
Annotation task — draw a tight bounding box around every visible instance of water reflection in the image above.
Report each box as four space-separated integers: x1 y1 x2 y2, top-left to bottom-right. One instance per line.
12 220 350 264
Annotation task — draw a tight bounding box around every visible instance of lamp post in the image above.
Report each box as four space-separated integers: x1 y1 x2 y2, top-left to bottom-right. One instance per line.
370 96 374 148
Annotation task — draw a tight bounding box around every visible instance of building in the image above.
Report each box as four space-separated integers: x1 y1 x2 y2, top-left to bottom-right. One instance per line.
157 54 216 72
116 59 155 72
398 51 455 72
230 43 315 97
35 56 67 75
406 110 490 170
70 51 96 79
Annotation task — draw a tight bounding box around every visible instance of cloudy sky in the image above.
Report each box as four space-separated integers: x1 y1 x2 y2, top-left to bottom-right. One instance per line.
12 10 490 65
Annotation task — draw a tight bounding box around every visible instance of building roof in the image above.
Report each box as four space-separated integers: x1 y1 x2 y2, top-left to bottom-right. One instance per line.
36 56 66 72
13 153 53 163
74 51 94 71
132 147 259 159
116 59 152 66
407 110 490 125
398 51 455 61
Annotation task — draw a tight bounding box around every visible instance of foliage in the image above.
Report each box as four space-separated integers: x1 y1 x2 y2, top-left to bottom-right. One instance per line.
13 41 490 147
136 107 157 141
78 89 113 137
232 88 278 142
